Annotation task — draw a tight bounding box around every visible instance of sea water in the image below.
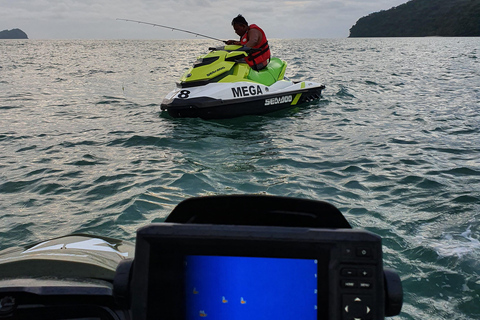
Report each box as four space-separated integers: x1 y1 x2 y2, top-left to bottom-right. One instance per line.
0 38 479 319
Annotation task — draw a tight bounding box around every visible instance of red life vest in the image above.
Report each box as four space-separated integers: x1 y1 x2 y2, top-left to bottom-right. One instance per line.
240 24 270 70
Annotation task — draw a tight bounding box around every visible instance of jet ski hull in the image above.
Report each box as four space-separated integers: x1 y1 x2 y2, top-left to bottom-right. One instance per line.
161 82 325 119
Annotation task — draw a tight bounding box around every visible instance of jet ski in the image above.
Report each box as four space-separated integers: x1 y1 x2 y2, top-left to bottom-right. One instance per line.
160 45 325 119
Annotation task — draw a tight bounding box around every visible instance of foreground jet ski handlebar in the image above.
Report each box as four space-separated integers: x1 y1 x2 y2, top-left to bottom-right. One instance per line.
0 195 403 319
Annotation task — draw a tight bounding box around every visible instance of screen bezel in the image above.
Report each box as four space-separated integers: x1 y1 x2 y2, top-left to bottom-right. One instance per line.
139 236 331 320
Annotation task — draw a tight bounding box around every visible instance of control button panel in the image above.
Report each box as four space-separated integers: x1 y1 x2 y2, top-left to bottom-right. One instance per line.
339 261 377 319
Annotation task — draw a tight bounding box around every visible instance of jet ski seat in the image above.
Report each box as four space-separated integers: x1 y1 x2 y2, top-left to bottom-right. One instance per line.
247 57 287 86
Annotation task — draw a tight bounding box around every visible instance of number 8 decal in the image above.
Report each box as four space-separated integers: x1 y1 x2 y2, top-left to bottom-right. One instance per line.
178 90 190 99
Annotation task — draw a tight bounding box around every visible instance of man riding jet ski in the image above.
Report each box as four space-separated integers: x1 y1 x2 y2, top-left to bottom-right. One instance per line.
226 14 271 71
160 16 325 119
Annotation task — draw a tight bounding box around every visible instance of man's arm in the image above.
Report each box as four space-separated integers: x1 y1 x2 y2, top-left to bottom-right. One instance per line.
226 40 242 45
226 28 263 47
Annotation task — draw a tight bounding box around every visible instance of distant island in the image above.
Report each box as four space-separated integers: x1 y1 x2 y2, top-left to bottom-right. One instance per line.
349 0 480 37
0 29 28 39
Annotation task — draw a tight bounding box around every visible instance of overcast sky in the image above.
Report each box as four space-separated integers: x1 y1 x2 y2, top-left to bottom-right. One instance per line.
1 0 407 39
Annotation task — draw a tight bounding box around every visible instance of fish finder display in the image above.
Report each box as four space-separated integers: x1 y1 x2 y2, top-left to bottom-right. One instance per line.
185 255 318 320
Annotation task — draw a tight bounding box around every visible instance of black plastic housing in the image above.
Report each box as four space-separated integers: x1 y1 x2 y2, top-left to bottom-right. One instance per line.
123 195 401 320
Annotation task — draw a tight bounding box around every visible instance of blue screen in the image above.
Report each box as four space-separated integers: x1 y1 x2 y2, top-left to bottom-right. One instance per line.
185 255 318 320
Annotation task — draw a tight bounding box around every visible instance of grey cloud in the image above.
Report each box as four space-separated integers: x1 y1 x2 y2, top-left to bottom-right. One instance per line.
0 0 408 39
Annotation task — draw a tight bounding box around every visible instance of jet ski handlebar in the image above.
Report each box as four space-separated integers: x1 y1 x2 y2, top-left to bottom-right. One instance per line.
208 45 260 53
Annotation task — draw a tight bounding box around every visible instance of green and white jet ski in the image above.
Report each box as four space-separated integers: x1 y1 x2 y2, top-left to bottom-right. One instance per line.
160 45 325 119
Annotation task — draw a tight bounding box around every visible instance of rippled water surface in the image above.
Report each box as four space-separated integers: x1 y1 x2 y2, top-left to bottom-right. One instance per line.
1 38 479 319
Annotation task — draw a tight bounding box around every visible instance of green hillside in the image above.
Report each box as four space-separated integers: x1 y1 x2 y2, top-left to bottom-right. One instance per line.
349 0 480 37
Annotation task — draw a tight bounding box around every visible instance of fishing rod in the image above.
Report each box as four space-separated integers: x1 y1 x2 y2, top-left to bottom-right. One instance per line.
117 19 226 43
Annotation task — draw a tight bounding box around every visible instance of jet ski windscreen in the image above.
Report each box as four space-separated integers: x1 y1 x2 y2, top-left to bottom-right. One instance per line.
184 255 317 320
